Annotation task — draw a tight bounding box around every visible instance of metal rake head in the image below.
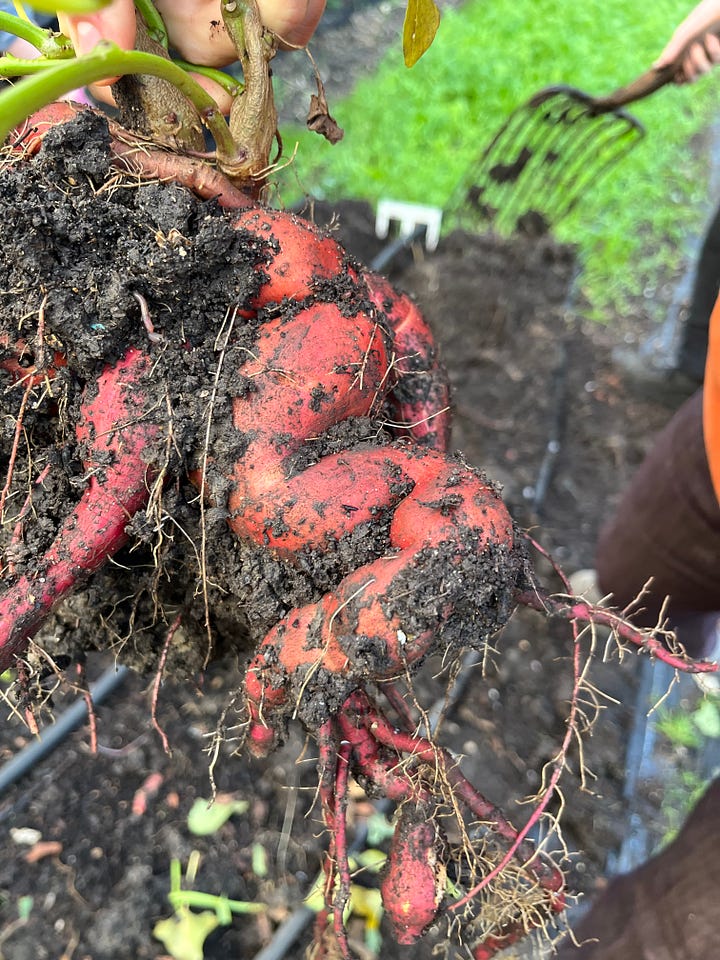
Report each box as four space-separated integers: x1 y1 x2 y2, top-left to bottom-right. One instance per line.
447 86 646 237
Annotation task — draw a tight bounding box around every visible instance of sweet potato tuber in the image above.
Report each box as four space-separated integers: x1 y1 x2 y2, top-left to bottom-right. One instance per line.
0 348 162 669
363 271 451 449
0 333 66 388
231 206 347 307
244 445 521 754
381 803 447 944
2 106 460 679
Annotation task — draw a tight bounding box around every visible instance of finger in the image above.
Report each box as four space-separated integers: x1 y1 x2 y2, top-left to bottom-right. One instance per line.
191 72 234 114
655 30 698 70
58 0 137 54
686 40 714 81
653 0 720 70
259 0 327 47
706 32 720 63
58 0 137 86
86 82 118 106
154 0 238 66
153 0 326 63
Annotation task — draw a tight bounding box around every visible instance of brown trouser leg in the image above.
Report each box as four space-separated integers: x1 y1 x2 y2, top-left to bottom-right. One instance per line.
555 778 720 958
596 390 720 655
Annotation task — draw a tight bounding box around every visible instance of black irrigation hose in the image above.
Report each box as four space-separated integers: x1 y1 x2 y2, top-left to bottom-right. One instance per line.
530 340 569 517
369 223 426 273
0 664 129 797
531 261 582 516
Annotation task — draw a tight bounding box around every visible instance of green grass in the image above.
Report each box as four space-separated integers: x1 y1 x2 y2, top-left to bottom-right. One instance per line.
275 0 720 316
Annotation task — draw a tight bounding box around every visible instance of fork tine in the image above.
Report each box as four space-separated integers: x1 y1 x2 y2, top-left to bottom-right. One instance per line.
448 91 590 229
475 92 582 190
548 114 643 223
449 89 645 235
487 97 601 230
511 108 642 225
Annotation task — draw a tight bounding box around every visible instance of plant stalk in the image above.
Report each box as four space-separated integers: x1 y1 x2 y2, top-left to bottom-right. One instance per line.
168 890 266 914
0 44 237 156
133 0 168 48
111 11 205 151
0 11 74 57
219 0 278 191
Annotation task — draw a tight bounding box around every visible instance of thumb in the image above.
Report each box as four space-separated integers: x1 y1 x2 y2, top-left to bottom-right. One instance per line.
57 0 137 89
58 0 137 57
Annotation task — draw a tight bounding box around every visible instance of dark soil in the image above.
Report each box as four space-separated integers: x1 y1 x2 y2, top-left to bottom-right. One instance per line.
0 117 681 960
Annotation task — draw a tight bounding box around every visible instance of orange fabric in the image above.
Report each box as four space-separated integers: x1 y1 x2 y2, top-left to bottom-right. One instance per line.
703 293 720 502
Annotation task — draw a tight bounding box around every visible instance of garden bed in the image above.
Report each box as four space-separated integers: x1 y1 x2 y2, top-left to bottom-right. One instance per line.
0 194 681 959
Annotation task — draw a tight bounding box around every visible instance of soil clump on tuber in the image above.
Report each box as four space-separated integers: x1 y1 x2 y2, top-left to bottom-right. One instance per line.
0 110 523 692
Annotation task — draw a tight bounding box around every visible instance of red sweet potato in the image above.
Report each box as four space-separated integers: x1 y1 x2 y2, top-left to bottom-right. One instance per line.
363 271 451 450
0 348 162 670
231 206 347 307
2 106 458 687
244 445 519 754
7 101 80 156
0 333 66 387
381 802 447 944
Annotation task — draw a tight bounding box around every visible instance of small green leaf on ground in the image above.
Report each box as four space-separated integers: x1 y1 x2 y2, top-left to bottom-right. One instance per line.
693 698 720 739
348 884 384 953
187 797 249 836
366 812 396 846
403 0 440 67
657 710 701 749
153 908 219 960
17 895 33 921
251 842 269 878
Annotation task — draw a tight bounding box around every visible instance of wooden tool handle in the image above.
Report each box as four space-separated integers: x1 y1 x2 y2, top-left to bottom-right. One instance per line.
592 18 720 112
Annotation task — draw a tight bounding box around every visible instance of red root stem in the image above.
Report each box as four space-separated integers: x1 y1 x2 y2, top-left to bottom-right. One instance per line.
308 690 565 957
517 588 719 674
150 614 183 755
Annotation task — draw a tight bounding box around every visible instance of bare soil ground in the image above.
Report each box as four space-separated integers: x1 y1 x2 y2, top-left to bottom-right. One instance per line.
0 170 682 960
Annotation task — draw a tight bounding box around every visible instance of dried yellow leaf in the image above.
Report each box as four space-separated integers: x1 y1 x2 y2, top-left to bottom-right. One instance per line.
402 0 441 67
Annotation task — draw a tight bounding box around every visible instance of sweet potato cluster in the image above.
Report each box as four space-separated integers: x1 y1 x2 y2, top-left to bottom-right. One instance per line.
4 103 709 959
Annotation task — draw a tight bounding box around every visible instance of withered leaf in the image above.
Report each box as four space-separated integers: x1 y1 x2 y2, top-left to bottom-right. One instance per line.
306 75 344 145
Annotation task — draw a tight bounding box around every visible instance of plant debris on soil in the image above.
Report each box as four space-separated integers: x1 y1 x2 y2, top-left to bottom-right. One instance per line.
0 133 681 959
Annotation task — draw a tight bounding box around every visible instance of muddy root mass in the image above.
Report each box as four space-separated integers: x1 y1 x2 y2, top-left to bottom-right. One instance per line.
0 113 313 674
0 112 523 691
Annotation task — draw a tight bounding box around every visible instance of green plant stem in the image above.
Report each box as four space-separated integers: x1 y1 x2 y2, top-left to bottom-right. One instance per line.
0 12 74 57
20 0 109 12
170 857 182 893
134 0 168 48
174 60 243 98
0 43 237 157
222 0 248 52
168 890 266 914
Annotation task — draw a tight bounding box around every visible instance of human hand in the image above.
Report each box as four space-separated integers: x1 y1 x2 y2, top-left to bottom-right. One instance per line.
57 0 326 109
654 0 720 83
